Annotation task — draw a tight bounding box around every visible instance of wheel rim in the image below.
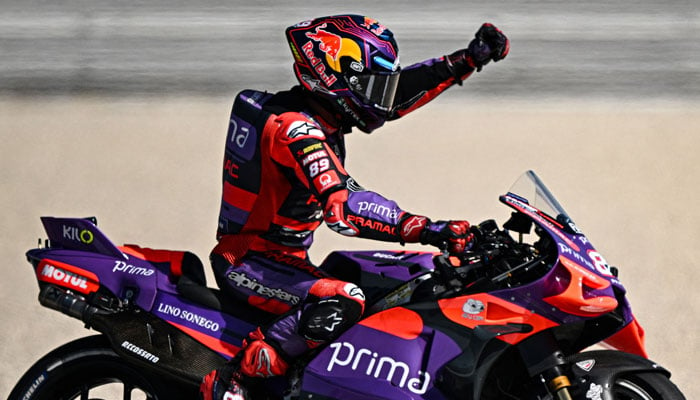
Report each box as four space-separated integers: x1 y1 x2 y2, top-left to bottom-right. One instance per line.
58 378 155 400
613 378 654 400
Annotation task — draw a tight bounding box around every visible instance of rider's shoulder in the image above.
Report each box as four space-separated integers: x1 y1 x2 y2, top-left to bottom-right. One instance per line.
232 89 274 110
272 112 326 144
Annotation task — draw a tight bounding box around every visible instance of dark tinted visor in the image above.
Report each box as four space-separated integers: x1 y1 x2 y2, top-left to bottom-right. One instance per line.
345 70 400 111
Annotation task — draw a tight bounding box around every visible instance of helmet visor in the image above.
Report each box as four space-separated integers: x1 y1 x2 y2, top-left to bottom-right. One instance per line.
345 70 400 112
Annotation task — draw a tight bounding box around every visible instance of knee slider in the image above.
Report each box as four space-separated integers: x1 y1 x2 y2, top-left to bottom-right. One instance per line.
299 296 363 343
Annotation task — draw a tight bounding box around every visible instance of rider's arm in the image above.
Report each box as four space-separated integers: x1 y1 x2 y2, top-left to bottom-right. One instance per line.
389 56 476 119
270 113 471 251
390 23 510 119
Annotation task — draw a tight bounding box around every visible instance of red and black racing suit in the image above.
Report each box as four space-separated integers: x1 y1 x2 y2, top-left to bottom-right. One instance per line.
211 55 475 375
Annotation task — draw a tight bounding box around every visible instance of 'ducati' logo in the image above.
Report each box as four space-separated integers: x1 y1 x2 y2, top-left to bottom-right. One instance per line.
37 260 99 294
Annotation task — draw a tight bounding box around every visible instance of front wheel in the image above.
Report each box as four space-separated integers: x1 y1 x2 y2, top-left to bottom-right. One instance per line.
7 335 197 400
566 350 685 400
610 371 685 400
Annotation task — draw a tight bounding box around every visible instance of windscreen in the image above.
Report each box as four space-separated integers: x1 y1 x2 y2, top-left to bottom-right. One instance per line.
507 170 572 225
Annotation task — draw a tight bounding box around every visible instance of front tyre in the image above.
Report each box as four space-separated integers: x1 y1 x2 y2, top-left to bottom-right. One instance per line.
7 335 197 400
567 350 685 400
611 372 685 400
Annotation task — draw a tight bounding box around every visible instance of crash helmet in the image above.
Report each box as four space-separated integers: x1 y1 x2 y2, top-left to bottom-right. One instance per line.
285 15 400 133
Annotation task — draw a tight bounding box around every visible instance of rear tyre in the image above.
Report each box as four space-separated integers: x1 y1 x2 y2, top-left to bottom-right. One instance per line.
7 335 197 400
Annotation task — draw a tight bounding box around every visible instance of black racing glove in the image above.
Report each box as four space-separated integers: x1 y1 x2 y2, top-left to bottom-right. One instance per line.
447 22 510 75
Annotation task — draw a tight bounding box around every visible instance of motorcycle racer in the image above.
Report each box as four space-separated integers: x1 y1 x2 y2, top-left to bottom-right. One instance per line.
201 14 509 400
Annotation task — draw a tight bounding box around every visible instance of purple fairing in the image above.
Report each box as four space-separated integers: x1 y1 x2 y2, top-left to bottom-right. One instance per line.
302 322 459 399
30 217 255 358
319 250 435 281
151 291 255 353
346 190 403 225
493 194 634 327
40 217 126 260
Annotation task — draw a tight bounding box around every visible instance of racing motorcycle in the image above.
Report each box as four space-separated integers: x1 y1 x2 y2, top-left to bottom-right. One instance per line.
8 171 686 400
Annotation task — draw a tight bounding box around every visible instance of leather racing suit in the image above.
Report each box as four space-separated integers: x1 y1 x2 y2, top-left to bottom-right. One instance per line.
210 55 476 376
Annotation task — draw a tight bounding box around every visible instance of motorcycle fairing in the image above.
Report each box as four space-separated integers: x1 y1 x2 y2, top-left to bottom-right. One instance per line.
40 216 126 259
437 293 558 345
27 246 160 311
301 313 462 399
318 250 436 307
496 172 646 356
301 292 534 399
30 217 286 365
36 257 100 295
497 196 627 316
601 316 647 358
151 290 255 359
87 308 227 385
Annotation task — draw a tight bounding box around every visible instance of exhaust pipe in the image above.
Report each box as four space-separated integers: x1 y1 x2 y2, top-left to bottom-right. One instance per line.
38 285 105 326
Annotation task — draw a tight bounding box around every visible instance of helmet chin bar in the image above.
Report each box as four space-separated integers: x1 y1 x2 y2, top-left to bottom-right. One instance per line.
339 97 388 134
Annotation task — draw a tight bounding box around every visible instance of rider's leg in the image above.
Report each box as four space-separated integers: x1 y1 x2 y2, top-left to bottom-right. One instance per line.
202 252 365 399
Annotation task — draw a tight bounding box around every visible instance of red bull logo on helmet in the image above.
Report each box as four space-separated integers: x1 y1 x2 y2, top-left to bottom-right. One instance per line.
302 41 337 87
304 23 363 74
305 23 342 60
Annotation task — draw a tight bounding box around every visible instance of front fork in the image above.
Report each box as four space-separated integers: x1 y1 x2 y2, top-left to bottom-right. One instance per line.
542 365 574 400
518 331 574 400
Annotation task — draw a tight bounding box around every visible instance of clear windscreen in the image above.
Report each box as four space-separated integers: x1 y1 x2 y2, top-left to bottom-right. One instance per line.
507 170 572 225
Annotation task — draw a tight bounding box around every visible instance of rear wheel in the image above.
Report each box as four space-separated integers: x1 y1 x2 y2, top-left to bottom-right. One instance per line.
7 335 197 400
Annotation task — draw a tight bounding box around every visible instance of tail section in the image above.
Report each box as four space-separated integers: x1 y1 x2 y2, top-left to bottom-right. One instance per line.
40 216 126 259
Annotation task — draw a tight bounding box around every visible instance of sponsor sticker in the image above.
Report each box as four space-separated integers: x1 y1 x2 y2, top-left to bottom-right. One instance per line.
287 121 324 140
300 142 324 155
121 340 159 363
156 303 220 332
37 260 99 294
313 171 341 194
113 260 154 277
302 150 329 166
462 298 485 320
62 225 94 244
576 359 596 372
305 23 342 60
326 342 431 395
586 382 603 400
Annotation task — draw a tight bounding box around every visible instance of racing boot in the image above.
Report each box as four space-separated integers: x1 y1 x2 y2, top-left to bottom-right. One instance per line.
238 327 289 378
200 328 288 400
199 365 248 400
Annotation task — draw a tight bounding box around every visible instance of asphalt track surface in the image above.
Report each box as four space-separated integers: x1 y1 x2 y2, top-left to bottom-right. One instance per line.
1 1 699 398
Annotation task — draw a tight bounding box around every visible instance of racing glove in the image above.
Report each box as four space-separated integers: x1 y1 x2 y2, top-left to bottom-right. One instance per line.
447 22 510 75
399 214 473 254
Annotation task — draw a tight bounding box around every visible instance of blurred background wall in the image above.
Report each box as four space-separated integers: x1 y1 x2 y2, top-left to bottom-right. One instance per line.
1 0 698 101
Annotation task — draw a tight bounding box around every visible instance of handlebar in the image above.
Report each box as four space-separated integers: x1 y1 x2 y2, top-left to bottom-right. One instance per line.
431 218 554 293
